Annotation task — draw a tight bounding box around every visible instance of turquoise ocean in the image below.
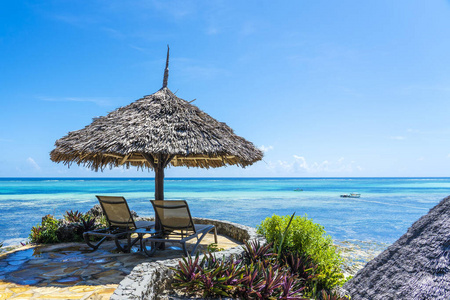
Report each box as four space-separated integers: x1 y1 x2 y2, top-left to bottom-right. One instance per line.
1 177 449 247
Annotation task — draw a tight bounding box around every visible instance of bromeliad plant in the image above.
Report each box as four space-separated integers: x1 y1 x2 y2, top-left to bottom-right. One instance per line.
242 240 275 266
81 215 99 232
171 240 314 299
172 253 243 297
172 254 203 294
64 210 84 223
282 251 317 283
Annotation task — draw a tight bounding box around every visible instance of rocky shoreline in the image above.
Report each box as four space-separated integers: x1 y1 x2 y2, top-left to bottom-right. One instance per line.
336 239 388 278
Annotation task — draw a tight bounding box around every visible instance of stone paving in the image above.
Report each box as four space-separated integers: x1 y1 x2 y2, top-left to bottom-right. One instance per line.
0 233 239 299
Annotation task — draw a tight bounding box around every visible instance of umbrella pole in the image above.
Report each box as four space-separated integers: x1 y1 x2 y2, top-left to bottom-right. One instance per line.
155 165 164 201
155 156 165 249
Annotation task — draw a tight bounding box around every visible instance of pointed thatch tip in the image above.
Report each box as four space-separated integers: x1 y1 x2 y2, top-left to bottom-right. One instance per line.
162 45 170 88
50 44 264 171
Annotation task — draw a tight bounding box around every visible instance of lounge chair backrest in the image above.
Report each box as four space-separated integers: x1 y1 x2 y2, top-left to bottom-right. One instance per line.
96 196 136 229
151 200 195 233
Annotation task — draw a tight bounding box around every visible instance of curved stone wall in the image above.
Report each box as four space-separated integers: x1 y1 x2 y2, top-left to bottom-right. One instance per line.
111 218 265 300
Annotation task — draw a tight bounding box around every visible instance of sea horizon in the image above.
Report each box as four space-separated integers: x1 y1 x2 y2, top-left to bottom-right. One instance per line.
2 176 450 179
1 177 449 248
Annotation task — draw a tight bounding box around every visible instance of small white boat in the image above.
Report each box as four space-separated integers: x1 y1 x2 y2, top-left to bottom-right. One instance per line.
340 193 361 198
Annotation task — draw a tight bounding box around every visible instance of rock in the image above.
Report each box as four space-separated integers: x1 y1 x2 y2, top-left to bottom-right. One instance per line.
56 220 83 242
86 205 103 218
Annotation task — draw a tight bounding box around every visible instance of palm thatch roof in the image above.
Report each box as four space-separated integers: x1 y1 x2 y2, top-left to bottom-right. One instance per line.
50 49 263 172
343 195 450 299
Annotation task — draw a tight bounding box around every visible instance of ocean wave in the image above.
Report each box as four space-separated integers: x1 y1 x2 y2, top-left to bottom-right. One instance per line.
1 238 27 248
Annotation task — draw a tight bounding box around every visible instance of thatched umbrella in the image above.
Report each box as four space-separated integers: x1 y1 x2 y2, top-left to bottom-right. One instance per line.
50 47 263 201
343 195 450 299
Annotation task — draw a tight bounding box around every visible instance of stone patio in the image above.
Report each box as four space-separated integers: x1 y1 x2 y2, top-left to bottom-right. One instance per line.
0 233 239 299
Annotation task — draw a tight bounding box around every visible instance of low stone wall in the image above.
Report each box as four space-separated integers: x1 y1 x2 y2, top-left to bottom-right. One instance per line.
191 218 258 242
111 218 265 300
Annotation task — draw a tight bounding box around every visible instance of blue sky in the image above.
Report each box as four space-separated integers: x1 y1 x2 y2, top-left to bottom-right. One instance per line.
1 0 450 177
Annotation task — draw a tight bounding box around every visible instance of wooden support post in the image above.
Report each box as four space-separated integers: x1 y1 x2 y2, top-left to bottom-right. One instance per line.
154 154 165 249
142 153 174 251
155 161 164 201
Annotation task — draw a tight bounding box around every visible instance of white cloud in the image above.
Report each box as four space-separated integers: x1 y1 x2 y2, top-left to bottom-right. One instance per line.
27 157 41 171
292 155 309 171
259 145 274 153
267 155 360 175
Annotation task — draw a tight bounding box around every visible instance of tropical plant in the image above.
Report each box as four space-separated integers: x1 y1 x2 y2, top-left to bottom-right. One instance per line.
30 215 60 244
206 243 224 253
281 251 317 283
257 214 346 293
29 206 109 245
197 262 233 298
171 243 309 299
244 263 284 298
279 275 307 300
64 210 84 223
219 256 243 287
277 212 295 256
242 240 275 264
172 253 203 293
30 226 43 243
321 289 351 300
80 215 98 232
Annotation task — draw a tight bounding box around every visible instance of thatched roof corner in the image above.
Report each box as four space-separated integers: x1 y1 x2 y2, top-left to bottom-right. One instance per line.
50 87 263 171
343 195 450 299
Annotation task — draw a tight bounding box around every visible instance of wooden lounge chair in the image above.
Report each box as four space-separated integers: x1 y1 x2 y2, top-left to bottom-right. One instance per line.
83 196 155 253
143 200 218 256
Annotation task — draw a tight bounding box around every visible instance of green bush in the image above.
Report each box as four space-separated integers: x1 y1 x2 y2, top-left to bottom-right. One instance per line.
29 210 107 245
257 214 345 292
30 214 60 244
